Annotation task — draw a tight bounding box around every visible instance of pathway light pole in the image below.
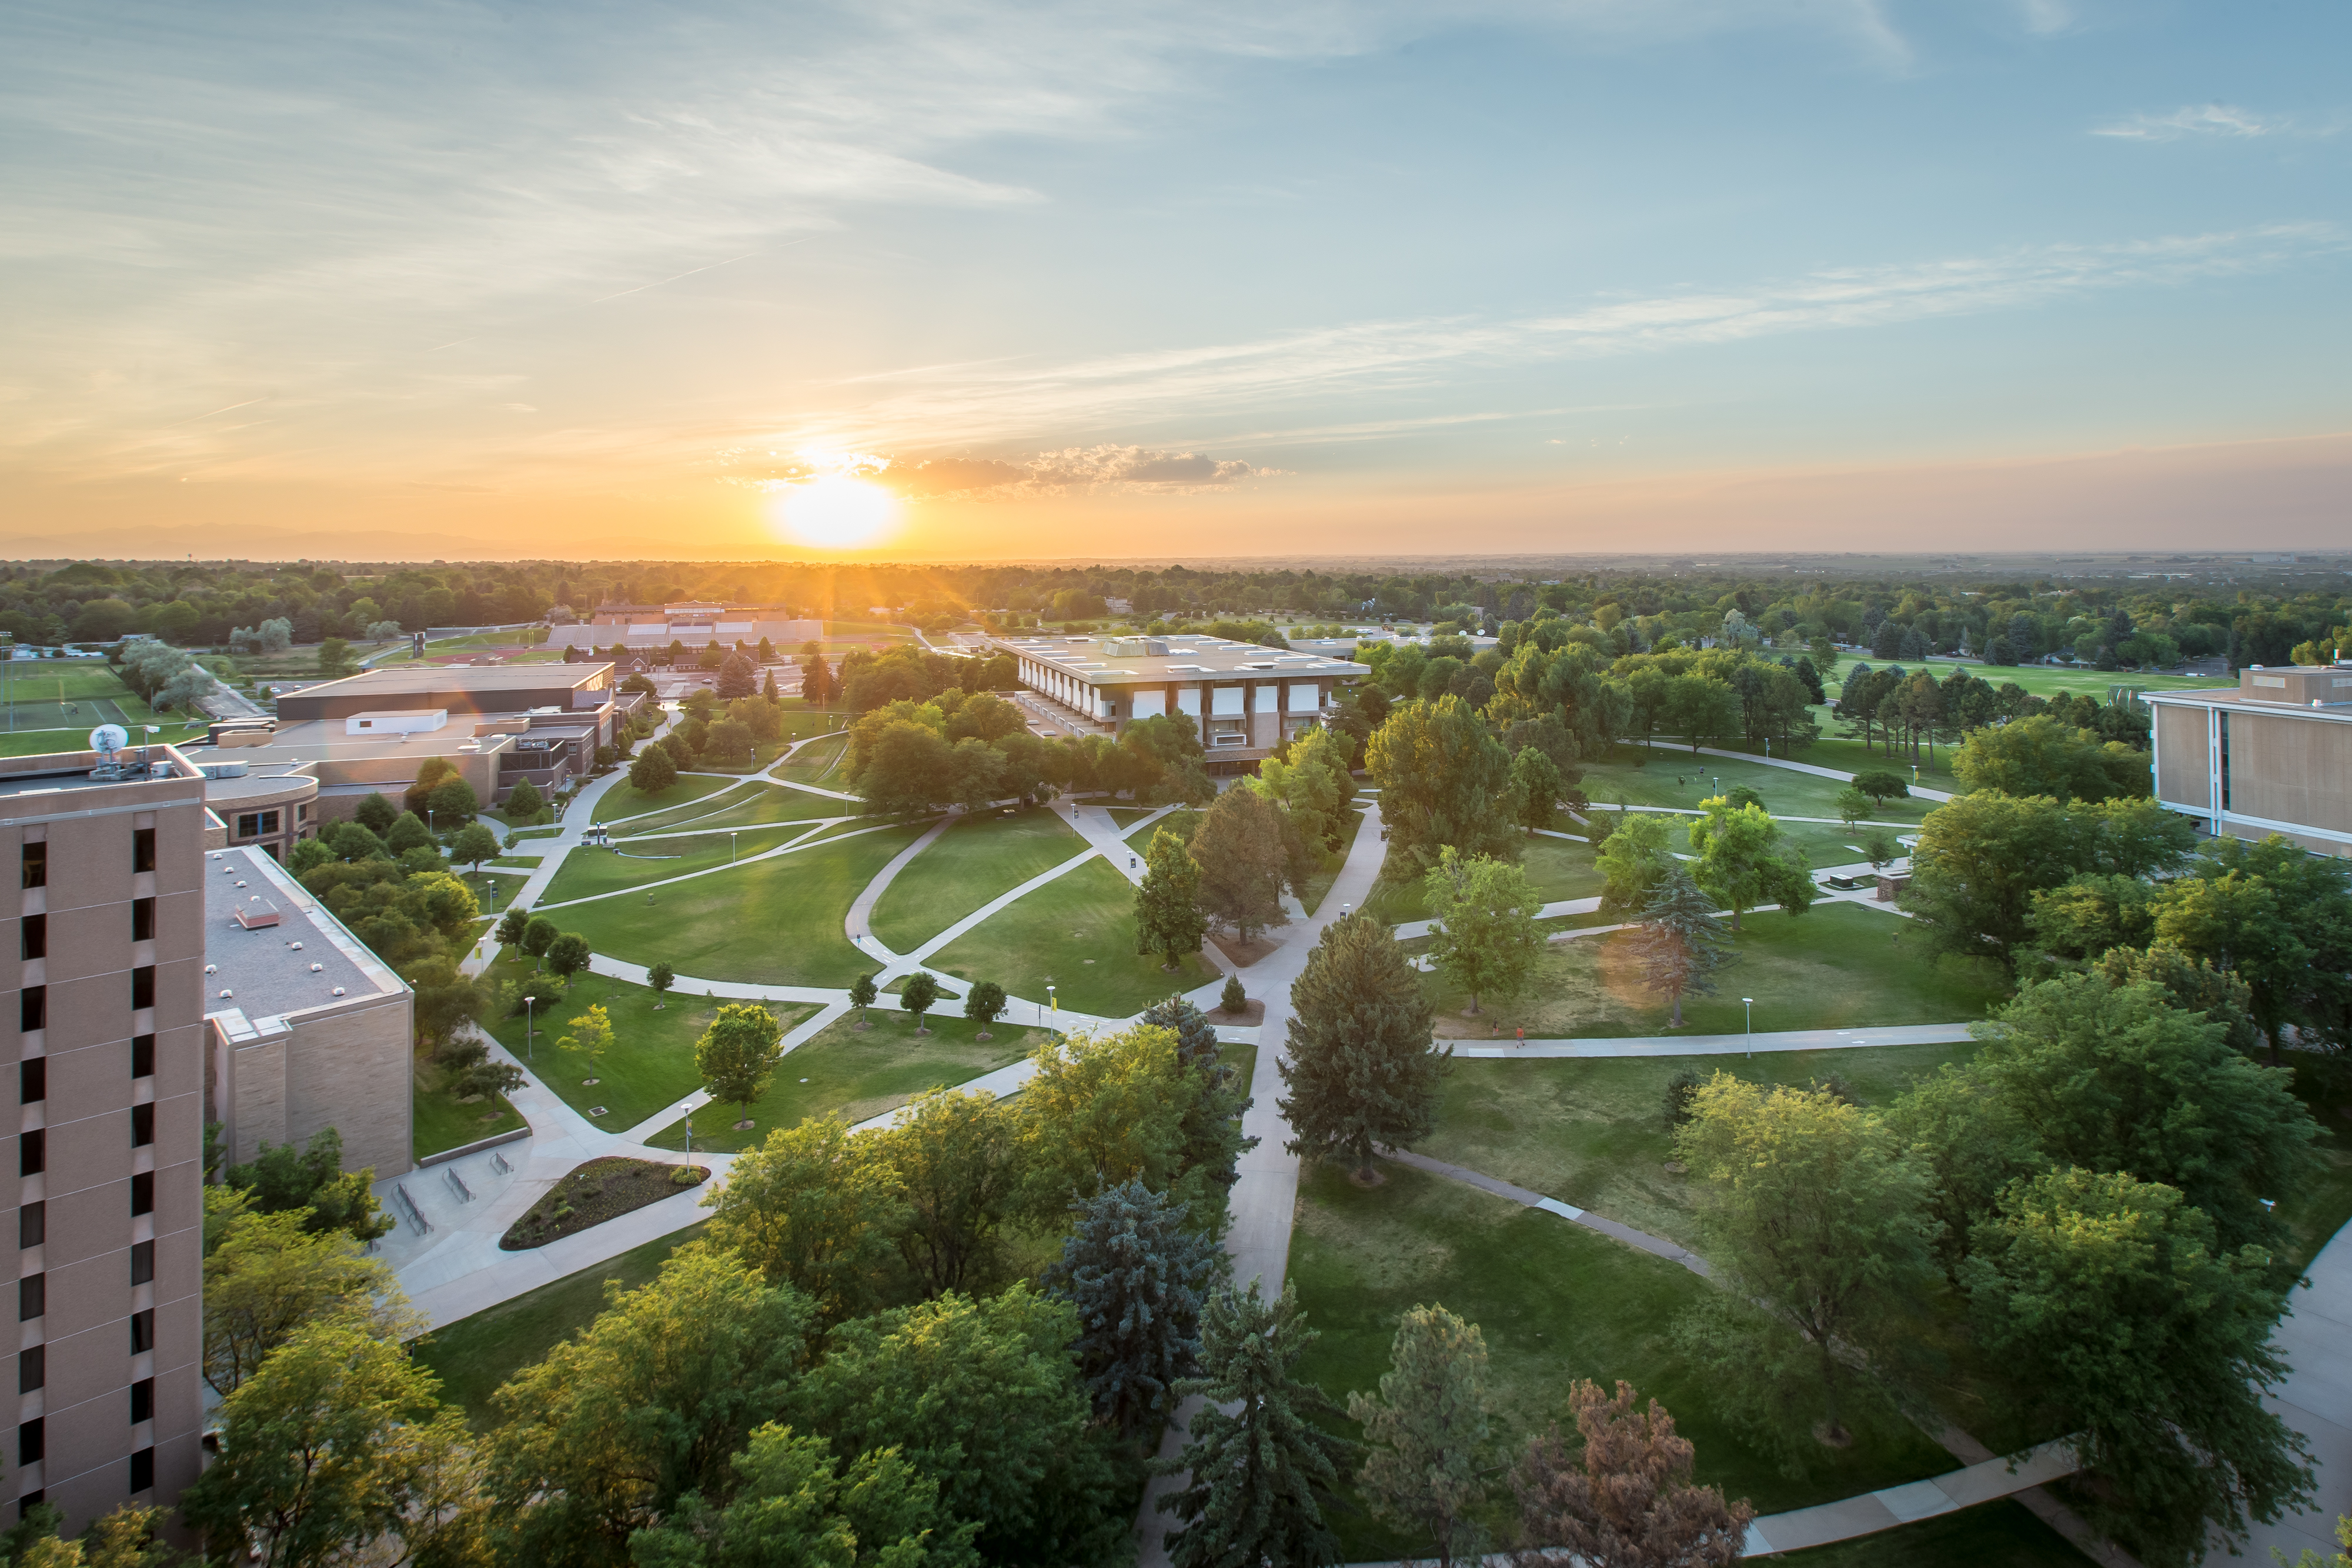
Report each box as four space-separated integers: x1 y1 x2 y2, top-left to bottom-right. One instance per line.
526 996 536 1062
1047 983 1057 1016
730 830 738 864
1743 997 1753 1058
683 1112 691 1162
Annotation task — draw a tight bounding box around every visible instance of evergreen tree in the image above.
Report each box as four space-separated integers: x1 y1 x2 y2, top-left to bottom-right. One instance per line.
715 650 758 700
1511 1380 1753 1567
1043 1180 1227 1436
1278 914 1445 1181
1158 1281 1352 1568
1630 866 1734 1028
1349 1304 1494 1568
1135 825 1207 968
1141 994 1257 1206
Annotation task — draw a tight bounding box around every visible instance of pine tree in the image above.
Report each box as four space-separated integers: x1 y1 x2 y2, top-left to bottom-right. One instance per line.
1135 826 1207 969
1043 1180 1227 1436
1141 995 1257 1208
1630 866 1735 1028
1278 914 1445 1181
1349 1304 1494 1568
1511 1379 1753 1567
1158 1281 1352 1568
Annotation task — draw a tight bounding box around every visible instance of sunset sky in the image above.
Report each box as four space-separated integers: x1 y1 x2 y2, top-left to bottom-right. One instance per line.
4 1 2346 561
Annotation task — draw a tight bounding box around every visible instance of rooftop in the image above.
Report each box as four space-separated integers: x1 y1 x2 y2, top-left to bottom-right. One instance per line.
0 747 202 803
182 719 515 769
203 844 404 1025
288 664 614 700
993 633 1369 685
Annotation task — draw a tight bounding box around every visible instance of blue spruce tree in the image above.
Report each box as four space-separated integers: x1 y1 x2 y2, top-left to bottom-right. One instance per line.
1045 1179 1227 1435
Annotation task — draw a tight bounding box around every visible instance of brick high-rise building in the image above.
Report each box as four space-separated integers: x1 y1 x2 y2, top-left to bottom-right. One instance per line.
1 746 205 1529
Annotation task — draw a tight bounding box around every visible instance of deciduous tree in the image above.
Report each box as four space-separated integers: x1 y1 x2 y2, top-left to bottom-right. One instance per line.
963 979 1006 1038
1594 811 1676 920
1963 1168 2313 1567
703 1116 903 1323
629 745 678 795
695 1002 785 1125
1508 745 1565 835
900 971 941 1034
1686 797 1814 932
848 971 878 1025
1952 714 2147 803
874 1089 1022 1299
1018 1025 1192 1221
201 1208 422 1398
1365 695 1516 875
1422 847 1544 1015
1673 1076 1938 1444
557 1002 612 1066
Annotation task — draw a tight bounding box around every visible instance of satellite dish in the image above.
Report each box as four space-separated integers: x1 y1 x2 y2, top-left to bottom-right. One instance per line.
90 723 130 756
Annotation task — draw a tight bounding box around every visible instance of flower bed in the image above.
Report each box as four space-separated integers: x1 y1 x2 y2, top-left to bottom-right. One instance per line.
499 1156 708 1251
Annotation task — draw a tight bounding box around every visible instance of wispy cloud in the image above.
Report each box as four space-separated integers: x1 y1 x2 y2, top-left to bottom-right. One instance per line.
774 223 2348 453
720 444 1280 497
2093 103 2293 141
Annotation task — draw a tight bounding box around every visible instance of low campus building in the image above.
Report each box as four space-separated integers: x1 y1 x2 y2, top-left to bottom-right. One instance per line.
202 845 413 1181
996 633 1367 767
547 601 822 654
179 663 640 831
2146 663 2352 858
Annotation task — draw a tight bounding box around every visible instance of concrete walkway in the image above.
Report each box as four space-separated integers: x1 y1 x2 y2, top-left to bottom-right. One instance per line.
1135 800 1392 1563
2228 1221 2352 1564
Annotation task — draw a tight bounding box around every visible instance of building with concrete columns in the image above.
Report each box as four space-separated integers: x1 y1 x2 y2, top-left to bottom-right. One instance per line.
997 633 1367 767
2146 662 2352 858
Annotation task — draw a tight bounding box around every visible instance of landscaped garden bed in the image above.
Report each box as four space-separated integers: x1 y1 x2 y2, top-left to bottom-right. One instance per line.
500 1156 707 1250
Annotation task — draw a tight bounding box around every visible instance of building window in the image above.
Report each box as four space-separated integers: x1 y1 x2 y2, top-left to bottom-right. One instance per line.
131 965 155 1009
18 1202 41 1249
130 1241 153 1286
129 1309 153 1354
131 1104 153 1148
233 811 280 839
19 1129 41 1177
131 1034 154 1078
18 1059 41 1105
18 1276 41 1322
129 1378 152 1425
19 844 43 890
131 1172 153 1216
18 1418 41 1466
2219 712 2233 812
17 1346 41 1395
129 1447 153 1493
18 986 42 1032
132 827 155 873
19 914 42 960
131 898 154 942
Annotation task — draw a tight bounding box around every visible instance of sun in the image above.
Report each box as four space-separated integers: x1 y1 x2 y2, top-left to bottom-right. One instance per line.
772 473 898 549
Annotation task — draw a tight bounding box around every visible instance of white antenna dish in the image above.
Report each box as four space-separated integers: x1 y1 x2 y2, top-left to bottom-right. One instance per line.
90 723 129 756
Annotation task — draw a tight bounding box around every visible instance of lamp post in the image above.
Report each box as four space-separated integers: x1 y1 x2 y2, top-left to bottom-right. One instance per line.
525 997 536 1062
683 1112 691 1162
1047 983 1057 1017
730 830 738 864
1743 997 1753 1058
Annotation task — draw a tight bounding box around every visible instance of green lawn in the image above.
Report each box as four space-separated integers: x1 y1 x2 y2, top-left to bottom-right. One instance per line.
928 856 1217 1019
478 951 820 1131
776 711 853 740
870 808 1086 953
607 781 764 835
593 773 740 823
1124 807 1200 844
680 786 854 832
1422 900 2007 1041
1106 807 1161 831
1360 833 1605 927
1419 1040 1982 1253
777 734 850 785
1839 660 2229 702
1288 1162 1954 1561
415 1225 706 1427
412 1052 523 1159
559 823 926 988
1580 748 1934 825
643 1008 1046 1154
539 827 811 905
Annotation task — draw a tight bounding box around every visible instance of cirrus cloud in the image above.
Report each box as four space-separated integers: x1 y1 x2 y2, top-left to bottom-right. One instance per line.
2093 103 2293 141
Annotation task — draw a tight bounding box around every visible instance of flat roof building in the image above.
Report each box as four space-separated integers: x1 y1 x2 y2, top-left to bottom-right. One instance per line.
273 664 614 724
204 845 413 1182
2147 664 2352 858
996 633 1368 767
0 747 207 1531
